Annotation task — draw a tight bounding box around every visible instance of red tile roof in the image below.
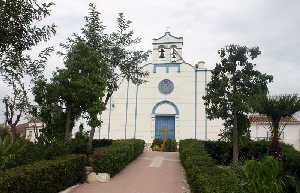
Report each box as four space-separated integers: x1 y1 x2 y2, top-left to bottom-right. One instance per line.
249 115 299 124
15 123 29 135
16 121 44 135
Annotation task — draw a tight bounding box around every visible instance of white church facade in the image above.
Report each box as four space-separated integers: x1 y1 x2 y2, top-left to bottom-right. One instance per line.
100 31 223 143
16 31 299 150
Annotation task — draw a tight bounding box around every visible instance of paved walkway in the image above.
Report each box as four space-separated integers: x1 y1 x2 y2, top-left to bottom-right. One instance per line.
71 151 190 193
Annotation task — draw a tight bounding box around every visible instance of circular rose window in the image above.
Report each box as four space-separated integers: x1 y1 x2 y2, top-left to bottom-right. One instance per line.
158 79 174 94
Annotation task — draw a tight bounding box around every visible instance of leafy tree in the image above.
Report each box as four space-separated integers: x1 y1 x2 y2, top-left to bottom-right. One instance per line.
34 40 107 144
0 0 55 141
0 0 55 56
60 40 107 147
34 4 149 145
218 113 251 146
3 81 28 140
74 124 89 141
251 94 300 159
32 79 67 142
203 45 273 162
80 4 150 144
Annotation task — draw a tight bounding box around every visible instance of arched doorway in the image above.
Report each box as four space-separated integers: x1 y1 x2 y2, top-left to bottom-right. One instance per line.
152 100 179 139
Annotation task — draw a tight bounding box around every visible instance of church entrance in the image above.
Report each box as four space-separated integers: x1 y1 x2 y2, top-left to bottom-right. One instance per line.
155 115 175 139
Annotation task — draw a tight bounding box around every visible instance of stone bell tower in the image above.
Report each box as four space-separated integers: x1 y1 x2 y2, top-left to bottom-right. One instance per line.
152 31 183 64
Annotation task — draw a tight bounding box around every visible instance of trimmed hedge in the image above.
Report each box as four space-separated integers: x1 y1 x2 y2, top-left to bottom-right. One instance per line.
3 141 70 170
179 139 245 193
202 140 300 192
282 144 300 179
0 154 85 193
69 139 113 155
4 139 113 170
151 139 177 152
203 140 270 165
203 140 300 179
92 139 144 176
92 139 113 148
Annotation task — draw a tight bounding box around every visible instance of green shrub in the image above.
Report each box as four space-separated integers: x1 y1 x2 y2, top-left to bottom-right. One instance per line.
281 175 300 193
3 136 113 170
92 139 113 148
68 139 88 155
12 141 69 168
164 139 177 152
0 154 85 193
239 140 270 161
203 140 231 164
0 136 26 170
68 138 113 155
151 139 177 152
203 140 300 177
179 139 245 193
244 156 283 193
203 140 270 164
0 124 9 137
92 139 144 176
282 144 300 179
151 139 163 151
68 126 89 154
201 140 300 192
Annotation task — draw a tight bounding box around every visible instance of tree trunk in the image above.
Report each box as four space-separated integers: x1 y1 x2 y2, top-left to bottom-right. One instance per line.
270 120 282 160
10 124 17 142
232 109 239 162
64 109 72 143
87 126 96 154
232 75 239 163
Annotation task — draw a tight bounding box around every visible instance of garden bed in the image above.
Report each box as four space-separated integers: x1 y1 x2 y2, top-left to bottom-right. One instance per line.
179 139 244 193
151 139 177 152
0 154 85 193
179 139 300 193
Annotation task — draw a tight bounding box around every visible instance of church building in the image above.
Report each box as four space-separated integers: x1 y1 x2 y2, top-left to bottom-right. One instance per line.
101 31 223 142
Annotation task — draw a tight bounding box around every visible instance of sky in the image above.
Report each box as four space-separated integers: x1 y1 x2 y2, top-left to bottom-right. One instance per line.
1 0 300 121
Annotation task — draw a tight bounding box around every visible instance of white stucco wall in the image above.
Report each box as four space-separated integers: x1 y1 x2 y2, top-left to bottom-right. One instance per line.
25 122 44 142
250 124 300 150
100 61 224 143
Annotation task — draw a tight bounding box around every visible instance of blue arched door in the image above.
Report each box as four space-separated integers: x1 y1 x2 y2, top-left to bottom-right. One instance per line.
155 115 175 139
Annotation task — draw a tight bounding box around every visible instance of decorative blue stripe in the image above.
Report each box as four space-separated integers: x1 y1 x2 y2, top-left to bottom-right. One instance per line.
204 70 208 140
124 80 129 139
134 84 139 139
107 97 112 139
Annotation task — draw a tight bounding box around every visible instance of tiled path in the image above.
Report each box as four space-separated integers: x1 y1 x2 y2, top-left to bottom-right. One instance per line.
71 151 190 193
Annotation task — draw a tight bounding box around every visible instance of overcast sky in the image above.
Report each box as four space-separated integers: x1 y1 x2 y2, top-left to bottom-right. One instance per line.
1 0 300 121
46 0 300 94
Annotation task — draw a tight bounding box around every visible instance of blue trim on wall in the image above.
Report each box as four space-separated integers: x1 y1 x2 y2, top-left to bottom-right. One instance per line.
107 97 112 139
124 80 129 139
153 63 181 73
134 84 139 139
194 69 197 139
152 100 180 115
